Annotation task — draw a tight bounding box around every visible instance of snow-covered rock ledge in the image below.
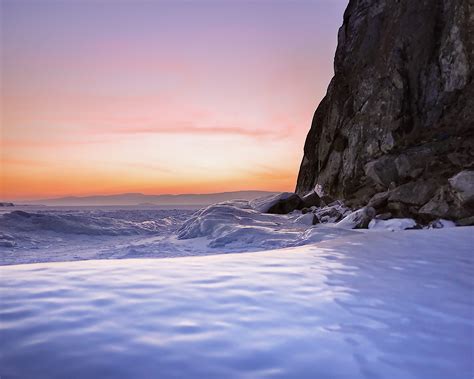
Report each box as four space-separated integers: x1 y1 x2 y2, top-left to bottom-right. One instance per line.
1 227 473 378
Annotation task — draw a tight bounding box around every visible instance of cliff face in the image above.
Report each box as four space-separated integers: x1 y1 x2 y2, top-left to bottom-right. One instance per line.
296 0 474 221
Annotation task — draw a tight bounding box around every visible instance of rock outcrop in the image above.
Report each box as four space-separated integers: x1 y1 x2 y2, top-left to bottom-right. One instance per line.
296 0 474 223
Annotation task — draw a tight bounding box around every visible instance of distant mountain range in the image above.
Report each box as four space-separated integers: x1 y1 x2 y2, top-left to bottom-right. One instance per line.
22 191 277 206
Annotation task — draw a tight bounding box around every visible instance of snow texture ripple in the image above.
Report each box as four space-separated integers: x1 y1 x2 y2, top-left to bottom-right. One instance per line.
0 228 473 378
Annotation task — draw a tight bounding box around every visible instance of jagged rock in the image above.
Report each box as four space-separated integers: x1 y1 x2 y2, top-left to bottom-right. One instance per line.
295 0 474 216
387 202 410 219
368 191 389 210
388 180 437 206
251 192 304 214
365 157 398 189
266 194 304 214
320 195 335 204
375 212 392 221
314 201 350 223
336 207 376 229
316 208 342 223
393 147 432 180
449 170 474 206
417 171 474 221
456 216 474 226
301 191 322 208
418 196 451 220
312 214 320 225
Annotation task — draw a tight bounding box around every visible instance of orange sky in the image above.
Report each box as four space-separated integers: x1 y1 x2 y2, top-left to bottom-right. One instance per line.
1 0 347 201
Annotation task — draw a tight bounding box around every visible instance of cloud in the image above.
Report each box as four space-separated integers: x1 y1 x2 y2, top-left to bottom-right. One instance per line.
111 161 173 174
1 137 113 149
112 122 291 140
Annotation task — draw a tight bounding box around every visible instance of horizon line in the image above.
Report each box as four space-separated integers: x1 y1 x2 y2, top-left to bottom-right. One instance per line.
1 189 283 203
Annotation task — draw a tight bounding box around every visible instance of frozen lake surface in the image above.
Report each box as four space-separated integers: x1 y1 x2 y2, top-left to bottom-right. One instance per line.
1 227 473 378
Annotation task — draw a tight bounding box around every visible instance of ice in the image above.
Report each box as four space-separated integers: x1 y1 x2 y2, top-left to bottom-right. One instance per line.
368 218 417 231
294 212 315 225
334 207 372 229
1 201 472 377
0 201 469 265
0 232 15 247
0 208 195 265
429 219 457 229
177 200 357 251
0 227 472 378
0 209 171 235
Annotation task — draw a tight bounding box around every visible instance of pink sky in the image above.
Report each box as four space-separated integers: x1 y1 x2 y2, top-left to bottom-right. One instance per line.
1 0 348 200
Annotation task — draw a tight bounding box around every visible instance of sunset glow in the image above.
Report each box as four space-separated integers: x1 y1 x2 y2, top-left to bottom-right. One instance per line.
1 0 347 200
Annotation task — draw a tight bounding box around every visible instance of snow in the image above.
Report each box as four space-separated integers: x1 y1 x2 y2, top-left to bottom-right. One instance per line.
0 227 472 378
334 207 373 229
0 203 359 265
0 201 469 265
429 219 457 229
177 200 357 250
294 212 315 225
368 218 417 231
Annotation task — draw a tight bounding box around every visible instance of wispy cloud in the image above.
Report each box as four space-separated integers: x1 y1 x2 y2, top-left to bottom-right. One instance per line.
1 137 113 149
112 122 291 140
110 161 173 174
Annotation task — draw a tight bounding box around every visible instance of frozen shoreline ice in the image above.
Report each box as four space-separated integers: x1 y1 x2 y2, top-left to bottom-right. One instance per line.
0 203 359 265
0 201 466 265
1 227 473 378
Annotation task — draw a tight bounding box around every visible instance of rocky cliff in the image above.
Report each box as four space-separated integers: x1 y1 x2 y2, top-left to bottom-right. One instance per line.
296 0 474 223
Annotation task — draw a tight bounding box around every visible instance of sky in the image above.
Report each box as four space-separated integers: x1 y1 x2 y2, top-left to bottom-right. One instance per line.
1 0 348 200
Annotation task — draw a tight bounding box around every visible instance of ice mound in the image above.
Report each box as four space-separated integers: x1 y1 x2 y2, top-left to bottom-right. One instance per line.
177 200 356 250
369 218 418 231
